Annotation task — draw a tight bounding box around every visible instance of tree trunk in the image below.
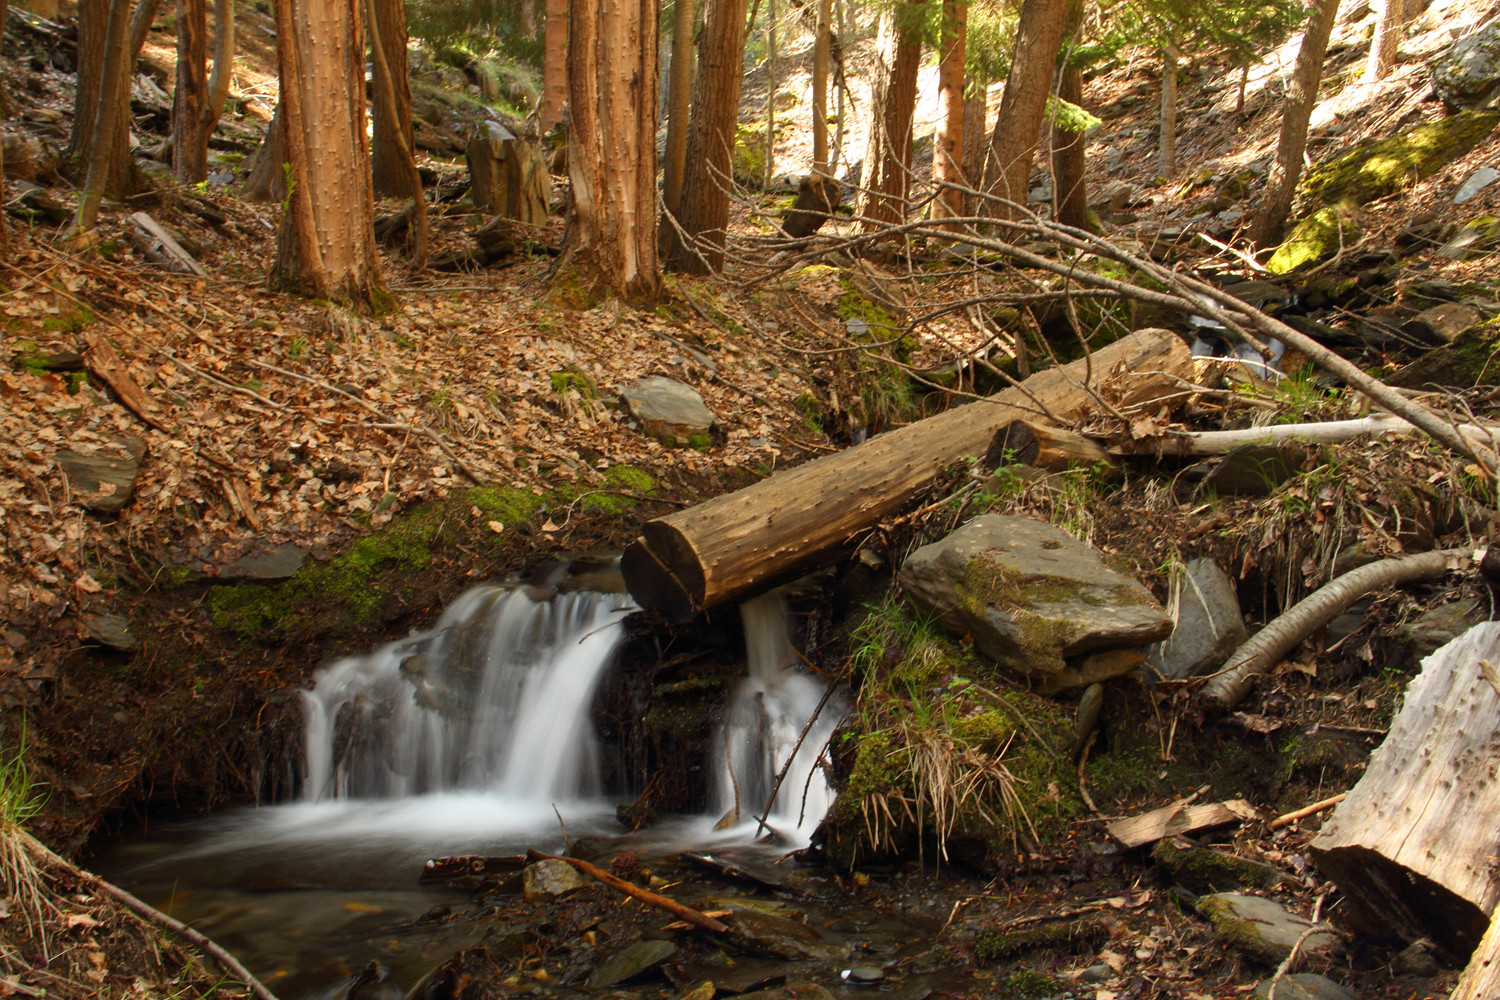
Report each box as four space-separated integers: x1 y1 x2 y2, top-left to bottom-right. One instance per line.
367 0 427 264
563 0 660 299
858 0 923 232
69 0 136 196
1158 39 1177 178
242 104 286 202
987 420 1112 472
1250 0 1341 247
930 0 966 225
370 0 413 198
172 0 209 183
1311 621 1500 957
621 329 1192 621
271 0 383 304
983 0 1068 222
207 0 234 119
833 0 848 170
961 76 987 215
539 0 566 133
811 0 830 173
20 0 56 19
1452 914 1500 1000
666 0 749 274
1052 63 1091 230
0 0 7 253
520 0 535 37
1365 0 1405 81
662 0 697 220
128 0 164 71
762 0 776 191
71 0 133 234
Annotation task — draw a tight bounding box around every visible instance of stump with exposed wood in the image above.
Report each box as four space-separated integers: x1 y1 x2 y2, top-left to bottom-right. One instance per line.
1311 622 1500 957
466 121 550 225
621 329 1194 621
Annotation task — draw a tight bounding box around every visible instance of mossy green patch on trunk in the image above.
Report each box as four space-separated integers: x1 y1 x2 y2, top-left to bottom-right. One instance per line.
1266 205 1360 274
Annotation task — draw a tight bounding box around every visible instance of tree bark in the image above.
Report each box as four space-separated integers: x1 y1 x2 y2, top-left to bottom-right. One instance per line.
621 329 1192 621
563 0 660 299
367 0 426 265
762 0 777 191
242 103 286 202
961 76 987 215
662 0 697 221
1311 619 1498 957
207 0 234 119
1250 0 1341 247
1452 914 1500 1000
983 0 1068 221
1365 0 1405 81
930 0 966 226
128 0 164 71
1052 63 1091 230
986 420 1113 472
69 0 136 196
811 0 831 173
858 0 923 232
71 0 133 234
0 0 7 253
666 0 749 274
1158 39 1178 178
271 0 384 304
172 0 209 183
539 0 566 133
370 0 414 198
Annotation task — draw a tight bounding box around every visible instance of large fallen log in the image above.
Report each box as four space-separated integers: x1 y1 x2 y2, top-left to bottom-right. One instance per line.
621 329 1193 620
1310 622 1500 957
1452 912 1500 1000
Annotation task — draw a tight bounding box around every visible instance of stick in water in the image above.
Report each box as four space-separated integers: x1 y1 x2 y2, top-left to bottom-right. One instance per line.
524 850 729 933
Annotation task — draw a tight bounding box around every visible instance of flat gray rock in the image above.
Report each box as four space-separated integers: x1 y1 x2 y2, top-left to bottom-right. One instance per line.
1197 893 1340 964
589 939 677 988
1455 166 1500 204
1432 19 1500 108
230 543 306 581
1404 302 1482 344
1146 558 1247 681
56 439 146 513
900 515 1171 682
1253 974 1359 1000
82 613 138 652
619 377 716 447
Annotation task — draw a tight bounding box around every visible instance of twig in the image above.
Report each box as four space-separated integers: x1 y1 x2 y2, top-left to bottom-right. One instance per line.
524 850 729 933
1270 793 1347 830
1077 730 1102 818
1267 894 1331 1000
754 658 846 836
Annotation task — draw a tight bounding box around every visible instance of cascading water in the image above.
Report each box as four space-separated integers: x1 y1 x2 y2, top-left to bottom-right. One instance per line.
714 592 846 839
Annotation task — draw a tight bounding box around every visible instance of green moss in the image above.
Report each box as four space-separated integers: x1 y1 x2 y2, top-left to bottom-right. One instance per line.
1267 204 1360 274
41 305 96 335
603 465 654 492
544 267 605 311
685 433 713 451
1300 111 1500 208
733 122 768 186
974 917 1107 962
1151 838 1283 892
550 369 598 398
1002 969 1070 1000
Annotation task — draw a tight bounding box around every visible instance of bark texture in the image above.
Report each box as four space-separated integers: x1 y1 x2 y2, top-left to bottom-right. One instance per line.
1452 915 1500 1000
1250 0 1341 247
172 0 209 183
370 0 413 198
1365 0 1405 81
961 76 987 215
1052 63 1090 230
662 0 697 219
0 0 7 252
128 0 163 71
271 0 383 303
69 0 136 196
1158 40 1178 177
811 0 831 172
367 0 427 264
72 0 133 232
667 0 749 274
984 0 1068 221
564 0 660 298
859 1 923 230
207 0 234 119
242 104 286 202
931 0 966 224
540 0 566 133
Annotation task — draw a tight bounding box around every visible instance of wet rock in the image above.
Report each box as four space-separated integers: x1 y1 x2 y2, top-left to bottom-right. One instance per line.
1196 892 1340 964
619 377 716 447
56 439 146 513
900 515 1171 685
1071 683 1104 757
1252 973 1358 1000
1455 166 1500 204
728 909 836 960
1201 443 1301 497
1400 601 1483 663
522 858 588 901
842 965 884 984
1403 302 1482 345
1146 557 1247 681
671 983 716 1000
589 939 678 988
1152 837 1287 893
1392 939 1440 976
229 542 306 581
81 613 138 652
1432 19 1500 108
1079 964 1111 983
671 958 783 994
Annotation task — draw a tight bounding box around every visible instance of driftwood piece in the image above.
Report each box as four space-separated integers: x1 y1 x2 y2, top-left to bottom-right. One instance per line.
1311 622 1500 956
987 419 1115 473
1198 548 1469 711
466 121 549 225
525 849 729 933
128 212 207 276
83 331 170 431
1113 413 1500 457
1452 912 1500 1000
621 329 1194 621
1107 799 1259 849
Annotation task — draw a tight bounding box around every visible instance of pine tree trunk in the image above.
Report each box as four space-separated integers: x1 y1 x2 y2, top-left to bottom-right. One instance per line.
833 0 848 170
71 0 133 234
811 0 830 173
666 0 748 274
961 75 987 215
563 0 660 298
983 0 1068 222
370 0 413 198
128 0 164 70
763 0 776 191
1158 39 1177 178
271 0 383 304
242 103 286 202
858 0 923 232
207 0 233 119
20 0 56 20
367 0 426 264
930 0 965 225
1052 64 1091 230
539 0 566 133
1365 0 1405 81
173 0 209 183
69 0 136 196
1250 0 1341 247
662 0 697 219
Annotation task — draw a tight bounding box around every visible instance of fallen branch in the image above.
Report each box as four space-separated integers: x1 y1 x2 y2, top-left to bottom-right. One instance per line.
1198 548 1470 711
1115 413 1500 457
1270 793 1347 830
524 850 729 933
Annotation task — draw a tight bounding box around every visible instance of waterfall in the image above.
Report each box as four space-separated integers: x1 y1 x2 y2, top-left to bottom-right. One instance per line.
714 592 845 837
301 587 631 803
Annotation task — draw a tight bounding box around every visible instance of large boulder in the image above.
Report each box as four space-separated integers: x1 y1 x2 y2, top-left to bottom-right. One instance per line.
618 377 717 447
1433 18 1500 108
900 515 1172 687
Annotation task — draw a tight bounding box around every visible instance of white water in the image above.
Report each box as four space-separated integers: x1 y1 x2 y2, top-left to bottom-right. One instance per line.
714 592 846 840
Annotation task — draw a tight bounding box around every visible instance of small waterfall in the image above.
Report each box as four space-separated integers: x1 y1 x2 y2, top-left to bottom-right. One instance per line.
302 587 631 803
715 592 845 837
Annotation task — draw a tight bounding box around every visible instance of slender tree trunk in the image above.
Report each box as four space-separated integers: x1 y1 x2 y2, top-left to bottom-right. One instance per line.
961 75 987 215
242 104 286 202
563 0 660 298
520 0 535 37
1365 0 1405 81
984 0 1068 222
1159 38 1178 177
370 0 414 197
1052 64 1092 230
366 0 426 264
0 0 8 252
271 0 383 304
540 0 566 133
69 0 136 195
931 0 966 225
172 0 209 183
71 0 133 235
1250 0 1341 247
662 0 697 220
858 0 923 231
128 0 163 69
833 0 847 171
1236 61 1248 113
812 0 830 174
667 0 749 274
762 0 776 190
208 0 234 118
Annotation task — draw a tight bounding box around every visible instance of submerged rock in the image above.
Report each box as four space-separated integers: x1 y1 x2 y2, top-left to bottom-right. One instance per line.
1197 892 1340 964
900 515 1171 685
619 377 716 448
589 939 678 988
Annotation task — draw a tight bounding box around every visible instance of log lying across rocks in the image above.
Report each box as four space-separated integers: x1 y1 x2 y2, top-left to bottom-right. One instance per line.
621 328 1193 621
1311 622 1500 957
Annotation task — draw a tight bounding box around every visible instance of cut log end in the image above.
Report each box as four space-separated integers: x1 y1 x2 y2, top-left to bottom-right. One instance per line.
1310 843 1488 955
621 537 696 622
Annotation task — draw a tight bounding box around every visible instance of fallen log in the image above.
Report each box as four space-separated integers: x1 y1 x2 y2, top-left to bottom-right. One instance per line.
622 328 1193 620
1452 912 1500 1000
986 419 1116 473
1310 622 1500 957
1113 413 1500 457
128 211 207 276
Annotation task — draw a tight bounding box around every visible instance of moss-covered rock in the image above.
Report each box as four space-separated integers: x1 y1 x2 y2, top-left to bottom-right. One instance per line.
1267 205 1360 274
1151 837 1287 893
974 917 1108 962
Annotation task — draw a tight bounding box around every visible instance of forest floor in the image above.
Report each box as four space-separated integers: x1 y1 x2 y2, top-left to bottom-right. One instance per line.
2 0 1500 997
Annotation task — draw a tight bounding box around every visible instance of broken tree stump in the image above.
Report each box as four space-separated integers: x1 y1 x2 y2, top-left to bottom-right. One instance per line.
1311 621 1500 957
128 212 207 276
1452 912 1500 1000
466 121 549 225
621 328 1193 621
985 419 1115 473
780 172 840 239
